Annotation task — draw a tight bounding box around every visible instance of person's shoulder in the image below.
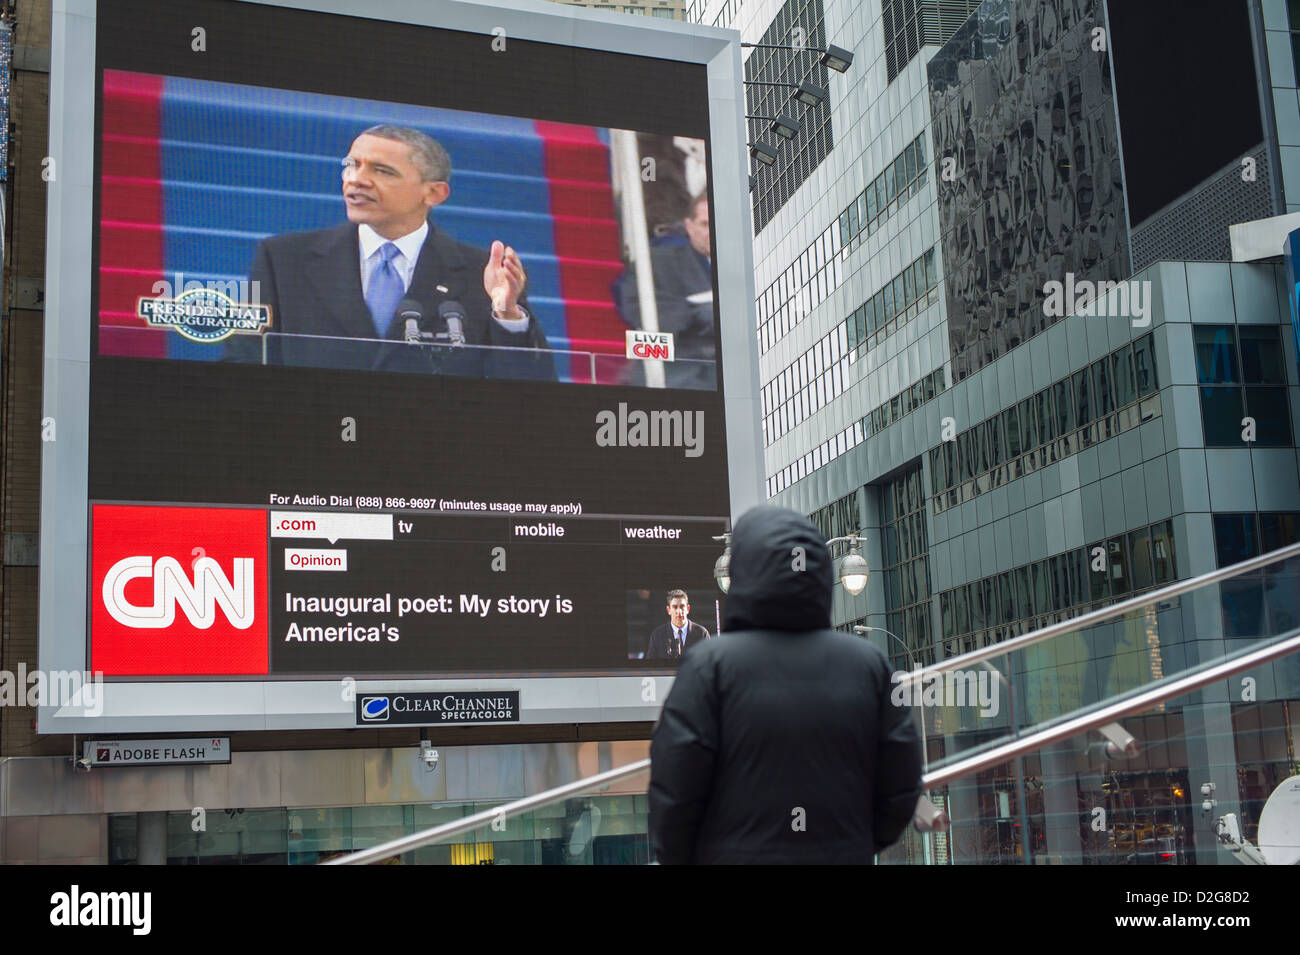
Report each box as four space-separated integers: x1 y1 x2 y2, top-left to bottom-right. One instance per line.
650 241 693 265
709 628 891 668
820 629 893 675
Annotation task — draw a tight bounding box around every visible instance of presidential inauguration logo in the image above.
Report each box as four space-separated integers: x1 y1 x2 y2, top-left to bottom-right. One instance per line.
136 287 272 344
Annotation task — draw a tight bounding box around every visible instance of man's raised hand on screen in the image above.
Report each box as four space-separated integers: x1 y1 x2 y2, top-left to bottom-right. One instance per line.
484 240 526 320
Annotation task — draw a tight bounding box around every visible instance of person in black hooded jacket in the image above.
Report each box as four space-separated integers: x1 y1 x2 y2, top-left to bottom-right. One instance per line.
647 505 923 864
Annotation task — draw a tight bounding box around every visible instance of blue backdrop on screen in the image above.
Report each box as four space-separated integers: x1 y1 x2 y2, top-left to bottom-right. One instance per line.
153 76 608 366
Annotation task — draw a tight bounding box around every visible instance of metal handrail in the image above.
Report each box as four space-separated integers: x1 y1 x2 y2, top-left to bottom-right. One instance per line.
325 545 1300 864
896 540 1300 685
923 625 1300 787
329 627 1300 864
324 758 651 865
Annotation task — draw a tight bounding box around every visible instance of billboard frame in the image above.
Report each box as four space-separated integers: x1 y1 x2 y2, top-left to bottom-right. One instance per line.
39 0 762 733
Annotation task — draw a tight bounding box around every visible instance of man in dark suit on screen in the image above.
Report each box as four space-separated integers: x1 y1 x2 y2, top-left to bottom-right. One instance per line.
615 192 717 390
646 589 711 661
226 124 554 380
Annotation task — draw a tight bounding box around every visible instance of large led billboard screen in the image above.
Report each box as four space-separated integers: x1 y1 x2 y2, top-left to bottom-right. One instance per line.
40 0 761 732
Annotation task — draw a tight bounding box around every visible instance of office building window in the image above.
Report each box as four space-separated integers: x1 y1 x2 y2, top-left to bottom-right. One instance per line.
939 520 1177 646
880 465 934 668
1195 325 1292 447
929 334 1161 505
1213 511 1300 639
808 490 860 542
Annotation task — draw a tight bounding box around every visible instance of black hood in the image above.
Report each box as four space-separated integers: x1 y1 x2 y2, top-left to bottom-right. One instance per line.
721 506 832 632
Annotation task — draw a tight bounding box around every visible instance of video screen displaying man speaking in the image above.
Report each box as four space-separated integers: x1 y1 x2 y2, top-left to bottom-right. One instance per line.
223 124 553 380
78 0 739 686
97 69 721 390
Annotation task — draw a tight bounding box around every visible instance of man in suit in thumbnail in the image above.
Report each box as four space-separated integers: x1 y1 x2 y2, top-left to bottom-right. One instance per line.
226 124 554 380
615 191 717 390
646 589 711 661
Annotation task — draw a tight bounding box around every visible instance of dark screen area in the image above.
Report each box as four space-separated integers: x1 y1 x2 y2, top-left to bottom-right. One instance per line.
1108 0 1264 224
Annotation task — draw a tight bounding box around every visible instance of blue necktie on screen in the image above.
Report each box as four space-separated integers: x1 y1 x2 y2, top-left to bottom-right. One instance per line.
366 242 404 337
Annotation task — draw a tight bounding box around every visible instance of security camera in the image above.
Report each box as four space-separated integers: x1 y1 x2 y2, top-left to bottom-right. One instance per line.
419 739 439 770
1098 722 1139 760
73 757 93 772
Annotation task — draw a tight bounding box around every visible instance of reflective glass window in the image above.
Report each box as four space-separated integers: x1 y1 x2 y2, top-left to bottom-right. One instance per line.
1244 387 1293 445
973 422 988 474
1073 369 1091 427
1054 378 1074 435
1035 388 1054 444
1015 565 1033 619
1019 398 1037 451
1260 512 1300 552
1004 406 1022 458
1112 345 1136 407
1092 357 1116 417
968 582 986 631
985 416 1003 467
1194 325 1239 383
1108 537 1131 594
1129 528 1154 590
997 573 1014 624
1200 386 1244 445
1151 521 1176 583
951 587 972 639
1031 562 1050 615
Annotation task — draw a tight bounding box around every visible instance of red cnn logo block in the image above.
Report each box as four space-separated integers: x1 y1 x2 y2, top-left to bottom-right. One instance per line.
92 505 268 676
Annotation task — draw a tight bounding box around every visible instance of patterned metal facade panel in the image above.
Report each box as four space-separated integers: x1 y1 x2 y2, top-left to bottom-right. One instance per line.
1131 147 1274 272
746 0 833 235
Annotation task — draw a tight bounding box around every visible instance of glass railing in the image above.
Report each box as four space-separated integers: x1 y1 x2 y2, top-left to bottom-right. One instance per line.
882 540 1300 865
326 542 1300 865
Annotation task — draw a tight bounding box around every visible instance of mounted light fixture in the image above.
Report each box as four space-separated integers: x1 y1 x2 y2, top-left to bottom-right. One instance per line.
747 113 801 140
792 81 828 108
748 141 778 167
741 40 856 75
819 44 854 73
746 79 828 110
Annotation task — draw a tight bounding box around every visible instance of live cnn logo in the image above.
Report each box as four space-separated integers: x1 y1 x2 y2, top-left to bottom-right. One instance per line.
625 330 674 361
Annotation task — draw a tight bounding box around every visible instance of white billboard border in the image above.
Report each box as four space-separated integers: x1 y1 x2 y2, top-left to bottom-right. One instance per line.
40 0 763 732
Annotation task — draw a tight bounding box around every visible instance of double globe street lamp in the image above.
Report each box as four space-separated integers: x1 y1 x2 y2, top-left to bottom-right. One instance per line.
711 531 869 595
